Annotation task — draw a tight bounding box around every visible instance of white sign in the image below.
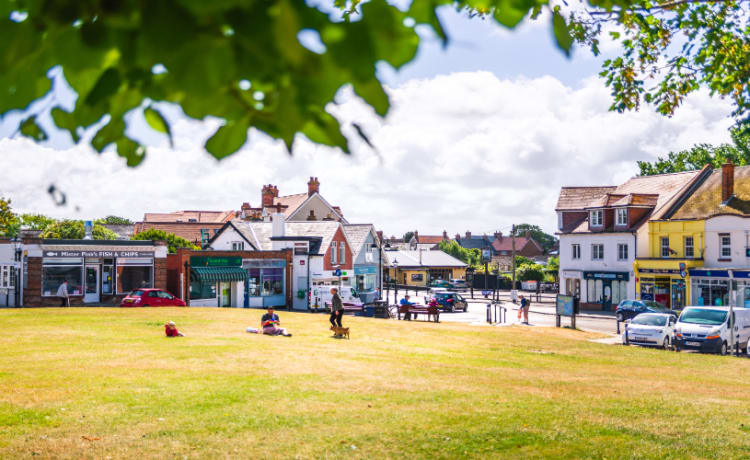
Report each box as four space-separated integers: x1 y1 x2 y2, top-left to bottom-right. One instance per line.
562 270 583 278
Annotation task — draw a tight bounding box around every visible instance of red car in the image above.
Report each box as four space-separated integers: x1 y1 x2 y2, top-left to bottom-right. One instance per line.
120 288 186 307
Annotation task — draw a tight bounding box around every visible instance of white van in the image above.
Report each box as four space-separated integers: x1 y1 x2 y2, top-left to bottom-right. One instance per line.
674 307 750 355
310 285 362 311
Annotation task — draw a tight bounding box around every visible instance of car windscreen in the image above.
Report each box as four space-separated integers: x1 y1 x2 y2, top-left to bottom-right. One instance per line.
130 290 145 297
631 315 667 326
435 293 452 299
679 308 727 325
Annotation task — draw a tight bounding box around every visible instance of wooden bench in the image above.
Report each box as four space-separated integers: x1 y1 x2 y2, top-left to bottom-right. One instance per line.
325 302 364 315
398 304 439 323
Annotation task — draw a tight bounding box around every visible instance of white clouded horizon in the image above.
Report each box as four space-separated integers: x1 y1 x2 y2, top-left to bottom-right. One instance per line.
0 71 734 238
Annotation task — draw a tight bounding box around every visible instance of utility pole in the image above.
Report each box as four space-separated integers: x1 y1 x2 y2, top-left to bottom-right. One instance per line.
511 225 517 291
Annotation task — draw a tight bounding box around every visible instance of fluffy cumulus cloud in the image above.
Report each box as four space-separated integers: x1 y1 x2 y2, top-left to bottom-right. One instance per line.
0 71 734 237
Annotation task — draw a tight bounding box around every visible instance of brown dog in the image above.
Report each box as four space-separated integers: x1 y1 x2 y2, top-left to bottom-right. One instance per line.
330 326 350 339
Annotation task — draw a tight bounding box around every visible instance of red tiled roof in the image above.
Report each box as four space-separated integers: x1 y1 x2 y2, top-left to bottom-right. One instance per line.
672 165 750 219
555 187 616 210
143 210 235 223
417 235 445 244
133 222 224 245
492 236 543 253
273 193 309 217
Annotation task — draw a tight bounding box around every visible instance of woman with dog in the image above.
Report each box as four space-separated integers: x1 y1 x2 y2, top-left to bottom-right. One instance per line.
329 287 344 336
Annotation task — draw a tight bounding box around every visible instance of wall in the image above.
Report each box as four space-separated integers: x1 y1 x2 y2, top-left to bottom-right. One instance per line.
288 194 340 222
647 220 705 258
210 225 255 251
704 215 750 268
323 227 353 271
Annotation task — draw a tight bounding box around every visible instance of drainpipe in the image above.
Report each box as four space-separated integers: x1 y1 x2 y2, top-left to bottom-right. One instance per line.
633 232 638 299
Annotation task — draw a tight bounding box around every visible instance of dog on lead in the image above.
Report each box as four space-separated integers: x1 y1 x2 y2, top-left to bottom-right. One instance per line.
330 326 350 339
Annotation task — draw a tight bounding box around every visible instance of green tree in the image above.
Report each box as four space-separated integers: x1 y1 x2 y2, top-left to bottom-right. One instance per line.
514 223 557 253
132 229 199 254
516 263 545 282
19 213 56 231
95 216 134 225
42 220 118 239
403 231 415 243
0 197 19 237
515 255 534 267
638 124 750 175
5 0 748 168
438 240 481 268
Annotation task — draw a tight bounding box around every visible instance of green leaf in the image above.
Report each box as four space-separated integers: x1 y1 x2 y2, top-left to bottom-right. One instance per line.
50 107 80 143
353 78 389 117
19 115 47 141
84 67 121 107
492 0 531 29
407 0 449 47
144 106 173 147
205 118 250 160
301 111 349 153
116 137 146 167
552 10 574 56
91 117 125 152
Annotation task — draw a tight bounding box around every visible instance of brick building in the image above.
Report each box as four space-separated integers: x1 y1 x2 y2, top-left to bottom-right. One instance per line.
491 231 545 272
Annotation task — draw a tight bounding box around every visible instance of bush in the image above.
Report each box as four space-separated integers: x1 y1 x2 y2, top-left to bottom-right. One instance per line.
132 229 199 254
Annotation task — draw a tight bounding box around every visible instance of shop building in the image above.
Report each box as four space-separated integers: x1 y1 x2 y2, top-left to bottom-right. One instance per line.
384 249 467 287
167 248 292 308
343 224 382 303
0 238 22 307
21 238 167 307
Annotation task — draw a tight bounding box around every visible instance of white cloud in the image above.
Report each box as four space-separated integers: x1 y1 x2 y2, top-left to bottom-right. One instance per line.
0 71 734 237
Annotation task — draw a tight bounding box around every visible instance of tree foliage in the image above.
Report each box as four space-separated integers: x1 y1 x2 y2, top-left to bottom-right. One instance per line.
9 0 740 168
638 123 750 175
19 213 56 231
95 215 134 225
132 228 199 254
0 198 17 237
516 263 546 282
42 220 118 239
403 231 415 243
514 223 557 253
438 239 481 267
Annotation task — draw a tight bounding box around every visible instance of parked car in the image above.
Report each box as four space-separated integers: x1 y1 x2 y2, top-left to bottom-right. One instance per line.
429 279 453 289
615 299 676 322
310 285 362 311
121 288 186 307
433 292 468 312
622 313 675 349
449 279 468 291
424 287 449 304
674 307 750 355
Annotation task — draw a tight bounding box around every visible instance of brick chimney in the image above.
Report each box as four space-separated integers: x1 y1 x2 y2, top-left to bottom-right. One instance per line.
722 161 735 203
308 176 320 196
262 185 275 207
442 230 448 240
413 230 418 241
525 230 531 239
465 231 471 239
496 231 502 241
272 185 279 197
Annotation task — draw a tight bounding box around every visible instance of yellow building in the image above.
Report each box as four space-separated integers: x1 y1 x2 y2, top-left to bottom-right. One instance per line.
634 219 705 309
384 249 467 287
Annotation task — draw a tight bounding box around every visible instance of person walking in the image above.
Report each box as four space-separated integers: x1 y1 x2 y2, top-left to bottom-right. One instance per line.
518 295 530 324
57 280 69 307
329 287 344 335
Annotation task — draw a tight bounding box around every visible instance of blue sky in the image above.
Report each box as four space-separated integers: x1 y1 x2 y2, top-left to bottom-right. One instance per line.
0 6 735 237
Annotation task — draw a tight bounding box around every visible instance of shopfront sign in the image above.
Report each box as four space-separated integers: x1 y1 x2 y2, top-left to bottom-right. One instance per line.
354 266 377 275
562 270 582 278
689 269 730 278
637 268 679 275
191 256 242 267
583 271 629 281
44 250 154 258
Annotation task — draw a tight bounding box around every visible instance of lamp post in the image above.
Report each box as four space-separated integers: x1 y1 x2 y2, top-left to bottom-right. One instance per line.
11 237 21 307
371 242 383 299
391 259 399 306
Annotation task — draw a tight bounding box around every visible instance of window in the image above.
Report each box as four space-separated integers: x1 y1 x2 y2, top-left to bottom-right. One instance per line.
200 229 210 248
590 210 603 227
660 237 670 257
246 267 284 297
190 280 217 300
617 243 628 260
331 241 337 264
720 233 731 258
116 266 153 293
592 244 604 260
684 236 694 258
231 241 244 251
558 212 563 230
411 273 424 282
42 266 84 296
572 244 580 260
102 265 113 294
339 243 346 264
616 208 627 226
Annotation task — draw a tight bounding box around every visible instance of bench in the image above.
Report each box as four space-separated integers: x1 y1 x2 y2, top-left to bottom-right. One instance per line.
398 304 440 323
324 302 364 315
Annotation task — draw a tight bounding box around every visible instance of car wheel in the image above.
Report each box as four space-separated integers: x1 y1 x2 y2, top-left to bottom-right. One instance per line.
616 312 624 322
143 304 149 307
720 341 728 356
662 337 670 350
449 304 455 313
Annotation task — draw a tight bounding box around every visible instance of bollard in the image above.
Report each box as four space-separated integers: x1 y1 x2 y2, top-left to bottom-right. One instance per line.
486 303 491 324
616 319 620 335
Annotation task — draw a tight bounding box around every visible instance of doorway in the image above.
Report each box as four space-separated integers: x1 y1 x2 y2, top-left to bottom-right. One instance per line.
294 276 308 310
84 265 100 303
220 282 232 307
602 282 612 311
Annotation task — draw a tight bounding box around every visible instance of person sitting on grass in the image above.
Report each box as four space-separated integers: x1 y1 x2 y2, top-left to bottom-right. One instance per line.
261 307 292 337
165 321 184 337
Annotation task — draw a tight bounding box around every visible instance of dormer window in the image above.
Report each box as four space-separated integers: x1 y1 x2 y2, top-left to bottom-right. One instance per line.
590 210 603 227
616 208 627 226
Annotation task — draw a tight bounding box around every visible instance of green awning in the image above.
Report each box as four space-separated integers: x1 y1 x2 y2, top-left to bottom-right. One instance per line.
190 266 248 283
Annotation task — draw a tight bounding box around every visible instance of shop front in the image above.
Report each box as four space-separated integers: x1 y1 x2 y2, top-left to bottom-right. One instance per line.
688 269 750 307
189 256 248 307
561 270 582 297
582 271 630 311
354 265 378 302
635 259 702 310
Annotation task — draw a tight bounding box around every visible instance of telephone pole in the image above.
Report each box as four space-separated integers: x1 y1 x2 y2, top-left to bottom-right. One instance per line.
511 225 517 291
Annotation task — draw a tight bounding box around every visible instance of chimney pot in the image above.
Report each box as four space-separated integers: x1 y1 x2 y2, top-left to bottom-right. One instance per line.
722 161 735 203
465 231 471 239
262 185 275 207
307 176 320 197
442 230 448 239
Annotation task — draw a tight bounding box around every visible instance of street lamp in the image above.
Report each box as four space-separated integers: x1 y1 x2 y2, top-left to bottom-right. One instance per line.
10 237 21 307
371 242 383 298
391 259 399 306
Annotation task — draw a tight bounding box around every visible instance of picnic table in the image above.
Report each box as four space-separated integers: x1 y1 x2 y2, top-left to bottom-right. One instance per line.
397 304 440 323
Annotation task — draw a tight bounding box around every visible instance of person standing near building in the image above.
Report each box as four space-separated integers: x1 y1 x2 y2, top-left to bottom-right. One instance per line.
329 287 344 332
57 280 69 307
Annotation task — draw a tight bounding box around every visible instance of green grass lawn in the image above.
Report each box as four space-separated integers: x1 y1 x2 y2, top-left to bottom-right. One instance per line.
1 308 749 459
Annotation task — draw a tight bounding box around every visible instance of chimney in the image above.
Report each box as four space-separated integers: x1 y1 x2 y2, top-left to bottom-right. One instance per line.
377 231 384 243
722 161 735 203
442 230 448 240
525 230 530 239
455 233 460 240
272 213 285 237
262 184 275 207
496 231 502 241
465 231 471 239
413 230 418 241
308 176 320 197
273 185 278 197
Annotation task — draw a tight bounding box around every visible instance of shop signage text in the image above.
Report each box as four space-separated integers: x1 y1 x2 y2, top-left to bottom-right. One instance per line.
44 250 154 258
354 266 377 275
638 268 680 275
191 256 242 267
562 270 582 278
583 271 629 281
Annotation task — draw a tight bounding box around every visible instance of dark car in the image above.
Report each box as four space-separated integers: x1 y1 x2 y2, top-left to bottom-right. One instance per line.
434 292 468 312
615 299 676 321
121 288 186 307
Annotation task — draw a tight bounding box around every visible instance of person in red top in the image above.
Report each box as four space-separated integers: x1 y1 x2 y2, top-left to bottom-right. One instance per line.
164 321 184 337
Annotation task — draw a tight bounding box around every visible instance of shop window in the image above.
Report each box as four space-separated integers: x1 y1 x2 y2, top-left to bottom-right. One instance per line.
590 210 603 227
684 236 694 258
411 273 424 282
617 244 628 260
190 280 217 300
720 234 731 259
591 244 604 260
660 237 670 257
616 208 627 226
587 279 595 303
262 268 284 296
595 279 603 302
247 269 261 296
116 266 153 294
42 266 83 296
572 244 580 260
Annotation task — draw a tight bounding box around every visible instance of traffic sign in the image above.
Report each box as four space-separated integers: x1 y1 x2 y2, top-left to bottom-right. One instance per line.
334 268 342 276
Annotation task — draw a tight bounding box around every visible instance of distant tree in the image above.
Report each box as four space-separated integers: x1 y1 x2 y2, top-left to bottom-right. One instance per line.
0 197 18 237
132 229 199 254
403 231 415 243
638 124 750 175
42 220 118 239
516 264 545 282
20 213 56 231
514 223 557 253
95 216 134 225
515 255 534 267
438 240 481 268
